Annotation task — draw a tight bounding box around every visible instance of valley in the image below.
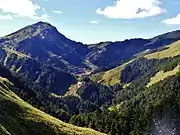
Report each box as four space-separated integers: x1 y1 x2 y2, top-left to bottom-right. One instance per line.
0 22 180 135
0 75 105 135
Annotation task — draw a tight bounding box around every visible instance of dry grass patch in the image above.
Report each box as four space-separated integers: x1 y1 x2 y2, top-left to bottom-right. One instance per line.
146 65 180 87
90 59 134 86
144 40 180 59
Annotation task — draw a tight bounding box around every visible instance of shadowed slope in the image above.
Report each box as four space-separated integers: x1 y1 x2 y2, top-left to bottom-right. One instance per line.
0 76 106 135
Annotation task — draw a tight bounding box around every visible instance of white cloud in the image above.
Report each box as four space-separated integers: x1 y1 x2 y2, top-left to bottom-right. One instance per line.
0 14 13 20
53 10 63 14
89 21 99 24
96 0 165 19
0 0 49 20
163 14 180 25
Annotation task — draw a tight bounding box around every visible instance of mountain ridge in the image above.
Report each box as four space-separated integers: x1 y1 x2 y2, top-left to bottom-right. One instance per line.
0 21 180 95
1 21 180 134
1 21 180 72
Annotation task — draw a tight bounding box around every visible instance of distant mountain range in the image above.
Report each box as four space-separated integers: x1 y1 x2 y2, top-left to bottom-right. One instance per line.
0 21 180 94
1 21 180 135
1 22 180 72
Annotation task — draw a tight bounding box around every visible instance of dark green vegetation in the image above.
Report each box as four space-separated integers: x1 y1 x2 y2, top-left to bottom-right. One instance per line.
0 45 77 94
70 55 180 135
0 66 106 135
0 65 100 122
1 22 180 135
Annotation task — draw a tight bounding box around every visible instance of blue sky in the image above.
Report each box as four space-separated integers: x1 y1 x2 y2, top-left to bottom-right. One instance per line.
0 0 180 43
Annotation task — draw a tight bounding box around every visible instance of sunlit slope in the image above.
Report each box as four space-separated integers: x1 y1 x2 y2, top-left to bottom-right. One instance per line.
90 60 134 86
91 40 180 87
0 77 106 135
146 65 180 87
0 124 11 135
144 40 180 59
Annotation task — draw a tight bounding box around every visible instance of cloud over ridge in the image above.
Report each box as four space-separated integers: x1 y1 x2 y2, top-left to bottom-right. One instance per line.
96 0 165 19
163 13 180 25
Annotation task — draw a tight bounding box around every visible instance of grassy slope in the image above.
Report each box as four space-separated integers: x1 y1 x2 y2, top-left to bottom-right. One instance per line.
0 46 29 72
91 40 180 87
3 47 30 59
146 65 180 87
0 77 106 135
0 125 11 135
90 60 134 86
109 65 180 111
144 40 180 59
144 40 180 87
107 40 180 111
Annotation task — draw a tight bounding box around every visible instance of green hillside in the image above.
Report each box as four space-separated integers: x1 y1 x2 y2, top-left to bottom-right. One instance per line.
90 40 180 87
74 39 180 134
1 22 180 135
71 71 180 135
90 59 134 86
146 65 180 87
144 40 180 59
71 56 180 134
0 124 11 135
0 76 106 135
0 45 77 95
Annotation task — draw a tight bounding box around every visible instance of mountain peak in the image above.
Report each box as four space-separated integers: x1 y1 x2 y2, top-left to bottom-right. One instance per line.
31 21 54 29
35 21 51 25
4 21 60 42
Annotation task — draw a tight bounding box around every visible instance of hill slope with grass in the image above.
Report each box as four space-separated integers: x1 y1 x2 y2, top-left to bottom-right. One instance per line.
144 40 180 59
1 22 180 96
0 75 106 135
1 22 180 135
70 40 180 135
90 59 134 86
90 40 180 87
